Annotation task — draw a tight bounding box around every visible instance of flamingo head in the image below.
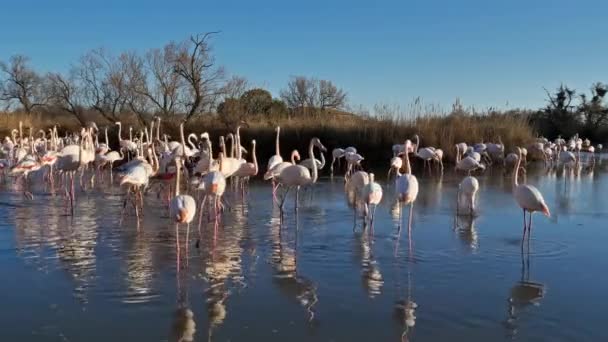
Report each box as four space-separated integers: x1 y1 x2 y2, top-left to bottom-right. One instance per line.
541 203 550 217
312 138 327 152
176 208 189 223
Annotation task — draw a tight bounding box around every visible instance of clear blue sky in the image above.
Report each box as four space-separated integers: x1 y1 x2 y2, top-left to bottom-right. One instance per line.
1 0 606 111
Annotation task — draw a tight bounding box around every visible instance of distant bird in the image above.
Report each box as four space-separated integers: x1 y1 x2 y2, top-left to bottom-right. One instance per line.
330 148 345 176
512 147 550 244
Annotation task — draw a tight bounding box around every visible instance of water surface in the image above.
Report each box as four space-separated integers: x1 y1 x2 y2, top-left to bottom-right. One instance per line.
1 161 607 341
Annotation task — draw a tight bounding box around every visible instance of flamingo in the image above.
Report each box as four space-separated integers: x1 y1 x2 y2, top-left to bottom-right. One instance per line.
277 138 326 211
56 129 90 214
115 122 138 159
345 170 369 229
456 146 486 175
512 147 550 244
387 156 403 180
196 153 227 235
395 140 419 234
329 148 345 176
267 126 283 171
233 139 258 179
360 173 383 232
10 155 41 199
416 147 437 172
170 152 196 258
457 176 479 216
264 150 300 202
217 136 243 178
344 152 364 177
299 151 325 171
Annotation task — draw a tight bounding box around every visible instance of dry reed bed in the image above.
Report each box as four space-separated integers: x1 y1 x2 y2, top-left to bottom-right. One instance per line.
1 112 534 167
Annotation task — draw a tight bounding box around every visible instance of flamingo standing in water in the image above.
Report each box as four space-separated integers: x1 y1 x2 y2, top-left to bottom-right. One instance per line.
361 173 383 232
457 176 479 216
277 138 326 211
330 148 345 176
345 170 369 229
264 150 300 202
196 151 227 236
396 140 419 234
267 126 283 171
512 147 550 244
170 147 196 259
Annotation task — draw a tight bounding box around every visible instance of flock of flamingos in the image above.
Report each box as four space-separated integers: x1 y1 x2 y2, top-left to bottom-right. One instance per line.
0 118 603 250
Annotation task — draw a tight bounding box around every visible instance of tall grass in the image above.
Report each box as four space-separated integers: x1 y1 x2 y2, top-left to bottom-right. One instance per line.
1 107 534 167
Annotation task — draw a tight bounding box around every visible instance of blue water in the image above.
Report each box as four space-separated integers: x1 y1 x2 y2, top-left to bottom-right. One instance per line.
1 161 607 341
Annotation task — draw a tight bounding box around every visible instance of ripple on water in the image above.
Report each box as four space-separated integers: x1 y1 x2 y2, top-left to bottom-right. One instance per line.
484 237 570 261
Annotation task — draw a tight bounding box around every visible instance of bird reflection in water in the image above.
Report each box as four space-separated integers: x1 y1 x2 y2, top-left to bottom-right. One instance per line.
355 232 383 298
198 201 246 340
505 247 545 339
453 215 479 252
170 257 196 342
394 224 417 341
124 229 154 302
270 212 318 323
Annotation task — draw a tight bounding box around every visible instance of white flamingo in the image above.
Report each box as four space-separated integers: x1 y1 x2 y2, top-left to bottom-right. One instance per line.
277 138 326 211
170 153 196 258
360 173 383 232
330 147 345 176
512 147 550 244
267 126 283 171
457 176 479 216
396 140 419 234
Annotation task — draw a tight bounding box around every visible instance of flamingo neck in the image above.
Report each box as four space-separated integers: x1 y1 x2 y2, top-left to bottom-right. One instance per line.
513 151 521 188
309 140 318 184
180 123 186 154
252 141 258 174
117 123 122 142
291 150 299 164
175 158 181 196
275 127 280 156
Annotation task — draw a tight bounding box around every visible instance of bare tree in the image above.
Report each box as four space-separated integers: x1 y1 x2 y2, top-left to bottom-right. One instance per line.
173 32 224 122
221 75 249 100
120 51 150 126
0 55 46 113
45 71 86 125
280 76 347 114
129 42 185 117
76 48 129 123
280 76 315 115
317 79 347 110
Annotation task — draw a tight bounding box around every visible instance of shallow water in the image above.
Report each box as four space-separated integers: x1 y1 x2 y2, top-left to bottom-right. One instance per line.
1 160 608 341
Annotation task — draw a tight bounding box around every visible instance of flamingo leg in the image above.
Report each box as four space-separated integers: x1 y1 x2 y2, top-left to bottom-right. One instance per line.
408 203 414 252
521 209 527 245
528 211 533 239
185 222 190 266
175 223 180 270
70 173 75 215
295 186 300 211
370 204 377 236
398 202 403 232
